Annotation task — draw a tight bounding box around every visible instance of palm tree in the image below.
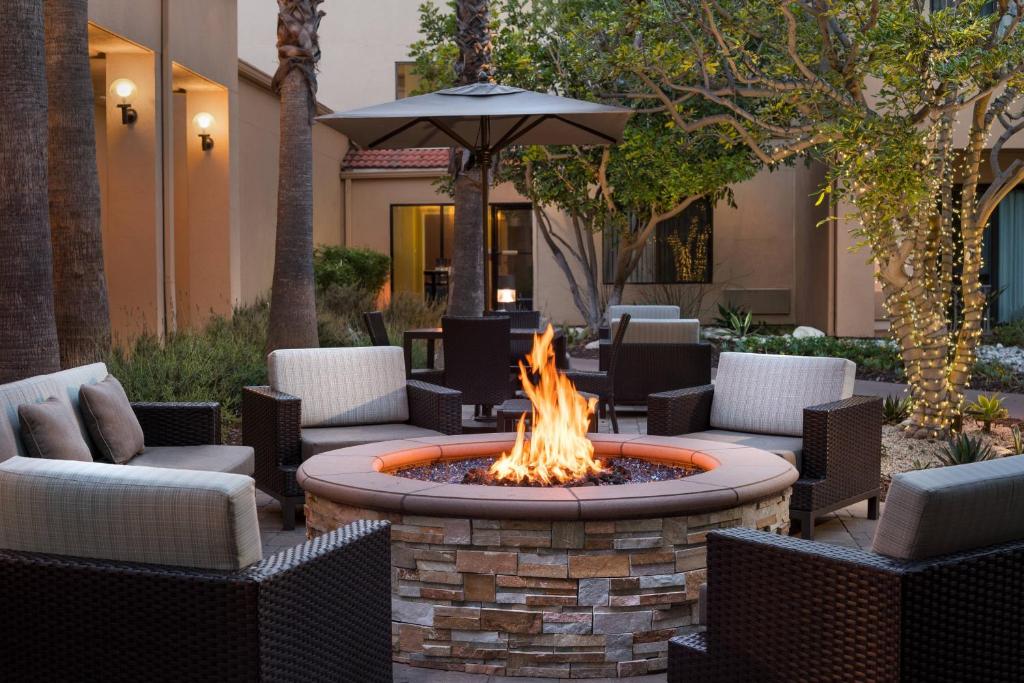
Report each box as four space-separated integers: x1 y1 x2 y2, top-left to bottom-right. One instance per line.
45 0 111 367
447 0 494 317
0 0 61 382
267 0 324 352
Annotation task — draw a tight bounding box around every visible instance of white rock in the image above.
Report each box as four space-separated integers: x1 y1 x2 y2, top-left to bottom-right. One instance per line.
584 340 601 350
792 326 826 338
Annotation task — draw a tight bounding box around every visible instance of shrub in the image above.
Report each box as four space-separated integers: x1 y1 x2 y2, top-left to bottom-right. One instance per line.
937 433 995 467
735 335 904 376
313 245 390 294
965 393 1009 432
991 319 1024 347
882 394 911 425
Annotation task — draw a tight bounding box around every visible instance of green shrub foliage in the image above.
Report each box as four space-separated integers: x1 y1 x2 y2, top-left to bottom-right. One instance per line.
313 245 391 294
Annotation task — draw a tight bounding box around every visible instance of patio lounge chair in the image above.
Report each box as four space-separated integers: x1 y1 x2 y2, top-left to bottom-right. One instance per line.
599 303 680 339
0 456 391 682
243 346 461 529
669 455 1024 682
648 352 881 539
565 313 630 433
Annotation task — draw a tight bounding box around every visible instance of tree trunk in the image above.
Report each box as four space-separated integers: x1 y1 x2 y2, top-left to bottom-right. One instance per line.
267 0 323 352
45 0 111 367
0 0 61 382
448 168 486 316
267 68 319 351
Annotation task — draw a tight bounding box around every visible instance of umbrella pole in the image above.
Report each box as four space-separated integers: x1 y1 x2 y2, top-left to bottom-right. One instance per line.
479 118 491 313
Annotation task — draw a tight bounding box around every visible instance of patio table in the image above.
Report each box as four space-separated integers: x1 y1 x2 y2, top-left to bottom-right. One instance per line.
403 326 568 376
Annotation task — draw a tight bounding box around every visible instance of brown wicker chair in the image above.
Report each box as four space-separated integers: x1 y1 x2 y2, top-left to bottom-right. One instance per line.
564 314 630 433
484 309 542 367
648 352 881 539
363 310 390 346
442 315 514 418
598 340 712 405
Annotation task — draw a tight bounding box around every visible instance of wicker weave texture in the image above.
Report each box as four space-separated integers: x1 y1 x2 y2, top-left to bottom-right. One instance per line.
131 402 221 447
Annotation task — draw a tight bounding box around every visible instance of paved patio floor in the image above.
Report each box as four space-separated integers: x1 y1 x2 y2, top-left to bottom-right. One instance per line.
257 407 879 683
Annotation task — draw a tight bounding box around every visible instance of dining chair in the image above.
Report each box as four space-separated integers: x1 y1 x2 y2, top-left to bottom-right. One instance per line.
442 316 513 419
363 311 390 346
484 309 542 369
564 313 631 433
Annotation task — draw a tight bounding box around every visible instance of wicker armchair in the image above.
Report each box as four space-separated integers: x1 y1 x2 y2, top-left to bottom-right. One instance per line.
598 334 712 405
648 352 881 539
484 309 541 367
670 456 1024 682
243 347 461 529
442 315 514 418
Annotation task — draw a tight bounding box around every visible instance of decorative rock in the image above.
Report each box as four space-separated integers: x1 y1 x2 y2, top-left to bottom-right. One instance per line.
792 325 825 338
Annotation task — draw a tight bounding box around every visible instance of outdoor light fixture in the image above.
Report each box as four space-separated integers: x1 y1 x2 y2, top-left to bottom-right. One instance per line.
109 79 138 125
496 275 517 310
193 112 215 151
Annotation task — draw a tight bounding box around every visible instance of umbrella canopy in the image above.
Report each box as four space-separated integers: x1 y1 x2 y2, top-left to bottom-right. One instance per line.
316 83 631 151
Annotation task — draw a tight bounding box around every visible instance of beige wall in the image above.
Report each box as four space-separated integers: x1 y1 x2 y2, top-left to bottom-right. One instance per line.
237 73 349 304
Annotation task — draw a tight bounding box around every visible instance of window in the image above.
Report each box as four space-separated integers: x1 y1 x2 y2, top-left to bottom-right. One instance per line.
490 205 534 309
930 0 997 14
395 62 422 100
603 199 713 284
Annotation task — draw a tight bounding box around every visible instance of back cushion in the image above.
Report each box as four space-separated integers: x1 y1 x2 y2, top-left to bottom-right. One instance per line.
269 346 409 428
710 352 855 437
613 319 700 344
607 304 680 321
0 457 262 570
873 455 1024 561
0 363 108 461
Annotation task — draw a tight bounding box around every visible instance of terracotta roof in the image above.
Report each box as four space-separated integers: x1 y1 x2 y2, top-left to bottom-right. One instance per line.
342 147 449 171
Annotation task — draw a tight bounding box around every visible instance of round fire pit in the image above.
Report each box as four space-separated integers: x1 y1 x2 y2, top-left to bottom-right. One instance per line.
298 433 797 678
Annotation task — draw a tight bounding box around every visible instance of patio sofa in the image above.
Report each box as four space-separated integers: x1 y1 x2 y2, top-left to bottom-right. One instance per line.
648 352 881 538
599 317 712 404
0 362 253 474
243 346 461 529
669 455 1024 682
0 456 391 682
599 303 682 340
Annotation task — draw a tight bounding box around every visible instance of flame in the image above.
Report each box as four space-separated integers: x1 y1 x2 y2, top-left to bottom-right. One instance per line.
489 325 606 485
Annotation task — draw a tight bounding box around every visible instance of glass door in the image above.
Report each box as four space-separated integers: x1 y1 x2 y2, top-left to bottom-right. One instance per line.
490 205 534 310
391 205 455 300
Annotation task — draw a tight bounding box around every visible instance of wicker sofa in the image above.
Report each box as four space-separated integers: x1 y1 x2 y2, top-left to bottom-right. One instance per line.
598 318 712 404
0 362 252 473
669 455 1024 682
0 456 392 682
243 346 461 529
648 352 881 538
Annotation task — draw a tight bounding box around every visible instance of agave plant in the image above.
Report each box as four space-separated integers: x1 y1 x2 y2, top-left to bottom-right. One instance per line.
937 433 995 467
882 394 911 425
1012 425 1023 456
713 303 755 340
965 393 1009 433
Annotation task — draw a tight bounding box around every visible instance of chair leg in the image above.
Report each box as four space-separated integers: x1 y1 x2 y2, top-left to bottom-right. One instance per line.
607 399 619 434
797 511 816 540
867 495 880 520
281 498 296 531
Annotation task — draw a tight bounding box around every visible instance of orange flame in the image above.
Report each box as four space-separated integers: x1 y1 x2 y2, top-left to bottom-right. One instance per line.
489 325 606 485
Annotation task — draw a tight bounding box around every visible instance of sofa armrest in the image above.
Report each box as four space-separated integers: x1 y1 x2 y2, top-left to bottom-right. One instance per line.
246 520 393 682
647 385 714 436
132 402 220 446
242 386 302 470
795 396 882 509
700 527 903 681
407 380 462 435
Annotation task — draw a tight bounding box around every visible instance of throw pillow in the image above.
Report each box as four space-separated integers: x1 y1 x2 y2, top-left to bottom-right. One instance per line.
17 397 93 462
79 376 145 464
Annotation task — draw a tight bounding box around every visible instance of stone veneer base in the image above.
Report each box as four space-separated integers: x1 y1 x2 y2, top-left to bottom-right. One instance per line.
305 490 791 678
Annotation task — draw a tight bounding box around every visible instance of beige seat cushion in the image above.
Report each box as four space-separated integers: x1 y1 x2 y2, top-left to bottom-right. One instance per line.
0 457 261 570
301 424 442 460
269 347 409 428
710 352 855 437
80 376 145 464
613 319 700 344
0 363 108 460
872 455 1024 561
607 304 680 321
17 398 93 462
688 430 803 471
127 445 255 476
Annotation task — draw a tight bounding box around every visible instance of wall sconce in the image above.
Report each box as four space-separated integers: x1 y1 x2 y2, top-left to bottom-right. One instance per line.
109 79 138 125
193 112 215 152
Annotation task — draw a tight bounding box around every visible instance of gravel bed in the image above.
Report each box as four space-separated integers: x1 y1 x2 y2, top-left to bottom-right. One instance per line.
882 421 1020 478
395 455 696 486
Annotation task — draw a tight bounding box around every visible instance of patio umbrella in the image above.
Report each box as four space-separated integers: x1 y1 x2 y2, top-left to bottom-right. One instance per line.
316 83 632 303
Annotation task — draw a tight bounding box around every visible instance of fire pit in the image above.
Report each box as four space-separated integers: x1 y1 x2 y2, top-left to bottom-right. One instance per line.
296 328 798 678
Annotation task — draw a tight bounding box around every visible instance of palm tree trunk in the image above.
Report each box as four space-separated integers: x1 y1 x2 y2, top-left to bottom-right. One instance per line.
45 0 111 367
0 0 61 382
267 0 323 352
447 0 493 317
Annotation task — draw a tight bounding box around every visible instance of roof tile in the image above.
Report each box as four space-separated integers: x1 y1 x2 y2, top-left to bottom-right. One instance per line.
342 147 450 171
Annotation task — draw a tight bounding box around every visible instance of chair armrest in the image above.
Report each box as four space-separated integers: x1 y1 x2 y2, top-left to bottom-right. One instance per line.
795 396 882 510
132 402 220 446
246 521 393 682
407 380 462 435
647 385 714 436
242 386 302 470
701 527 903 681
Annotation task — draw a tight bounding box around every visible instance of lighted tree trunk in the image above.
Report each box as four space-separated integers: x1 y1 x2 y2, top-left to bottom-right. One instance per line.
45 0 111 367
0 0 61 382
267 0 324 352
